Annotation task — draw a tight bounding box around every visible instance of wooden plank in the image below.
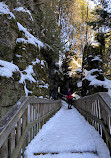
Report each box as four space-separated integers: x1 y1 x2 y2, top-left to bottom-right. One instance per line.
10 128 15 155
16 119 21 143
37 104 39 119
30 128 32 140
99 92 111 108
33 106 35 137
29 97 61 104
0 97 61 158
10 106 61 158
35 104 37 120
30 104 33 140
99 93 111 116
33 105 35 121
0 97 29 148
75 105 111 153
22 110 27 134
10 125 29 158
30 104 33 122
1 138 8 158
22 139 26 158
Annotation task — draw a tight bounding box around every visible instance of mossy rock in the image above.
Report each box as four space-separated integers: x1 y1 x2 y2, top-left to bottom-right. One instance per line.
0 44 13 61
0 77 24 109
12 71 21 81
91 71 105 81
0 14 18 47
88 85 108 95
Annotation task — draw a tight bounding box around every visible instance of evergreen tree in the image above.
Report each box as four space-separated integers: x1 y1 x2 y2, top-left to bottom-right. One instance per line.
87 0 111 78
81 0 111 96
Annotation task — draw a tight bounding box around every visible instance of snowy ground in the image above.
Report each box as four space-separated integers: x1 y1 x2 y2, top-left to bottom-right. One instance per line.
24 101 110 158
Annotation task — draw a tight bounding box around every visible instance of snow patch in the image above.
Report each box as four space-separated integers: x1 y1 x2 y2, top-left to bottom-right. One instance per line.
17 101 21 106
32 58 40 65
39 84 49 89
0 60 36 96
91 56 102 62
77 81 82 88
0 60 19 78
16 54 22 58
13 7 33 21
24 82 32 97
0 2 15 19
83 69 111 96
17 22 44 49
41 60 45 66
39 96 43 99
19 65 36 96
19 65 36 84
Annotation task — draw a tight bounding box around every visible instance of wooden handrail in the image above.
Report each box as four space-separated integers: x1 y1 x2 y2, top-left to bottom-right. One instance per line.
73 92 111 155
0 96 61 158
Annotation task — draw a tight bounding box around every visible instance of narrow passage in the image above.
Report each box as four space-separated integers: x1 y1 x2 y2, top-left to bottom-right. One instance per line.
24 101 110 158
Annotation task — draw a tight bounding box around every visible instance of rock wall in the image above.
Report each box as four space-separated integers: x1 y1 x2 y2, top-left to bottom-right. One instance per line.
82 44 108 96
0 0 57 119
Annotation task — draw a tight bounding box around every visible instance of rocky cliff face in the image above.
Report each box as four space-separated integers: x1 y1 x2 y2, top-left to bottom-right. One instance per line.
0 0 58 119
82 44 108 96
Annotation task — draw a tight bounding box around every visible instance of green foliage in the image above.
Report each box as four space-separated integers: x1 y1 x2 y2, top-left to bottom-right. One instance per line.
103 31 111 76
40 0 62 53
88 8 111 30
87 0 111 77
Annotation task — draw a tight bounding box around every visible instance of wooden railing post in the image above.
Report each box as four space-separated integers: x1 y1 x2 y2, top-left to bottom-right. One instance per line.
0 97 61 158
10 128 15 155
1 138 8 158
17 119 21 143
73 92 111 155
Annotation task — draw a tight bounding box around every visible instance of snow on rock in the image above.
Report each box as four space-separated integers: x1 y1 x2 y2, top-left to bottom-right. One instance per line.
19 65 36 84
0 60 35 96
32 58 41 65
16 38 27 44
83 69 102 83
32 58 45 67
16 54 22 58
77 81 82 88
39 84 49 89
13 7 33 21
91 56 102 62
83 69 111 96
0 59 19 78
39 96 44 99
41 60 45 66
0 58 48 96
0 2 15 19
17 22 44 49
24 82 32 97
24 101 110 158
19 65 36 96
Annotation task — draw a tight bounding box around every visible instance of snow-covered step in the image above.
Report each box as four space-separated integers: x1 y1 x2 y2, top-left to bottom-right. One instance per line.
24 101 110 158
33 152 99 158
